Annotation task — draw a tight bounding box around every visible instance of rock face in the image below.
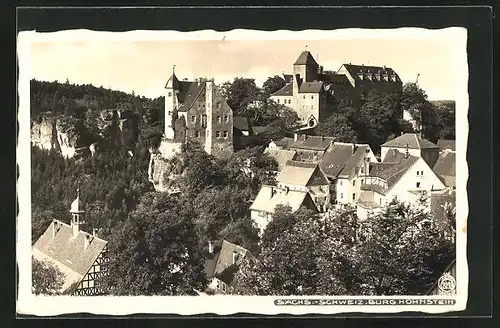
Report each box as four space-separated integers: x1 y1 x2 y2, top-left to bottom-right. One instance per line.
31 114 60 152
147 141 183 193
31 109 139 158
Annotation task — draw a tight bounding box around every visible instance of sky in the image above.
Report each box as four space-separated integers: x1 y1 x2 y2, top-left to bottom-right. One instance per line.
25 29 466 101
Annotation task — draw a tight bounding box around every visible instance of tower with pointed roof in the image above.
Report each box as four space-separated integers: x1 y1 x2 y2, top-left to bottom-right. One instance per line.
164 66 179 140
293 50 319 83
70 188 85 237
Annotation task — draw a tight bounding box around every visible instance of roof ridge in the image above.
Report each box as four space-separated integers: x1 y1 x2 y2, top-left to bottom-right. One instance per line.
414 134 421 148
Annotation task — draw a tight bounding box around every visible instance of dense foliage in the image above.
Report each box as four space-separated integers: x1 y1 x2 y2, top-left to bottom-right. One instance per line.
234 201 455 296
32 257 65 295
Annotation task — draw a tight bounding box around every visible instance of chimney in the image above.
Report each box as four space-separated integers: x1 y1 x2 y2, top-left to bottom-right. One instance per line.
92 228 99 239
84 234 91 251
285 186 290 194
232 251 238 265
321 135 324 142
208 240 213 254
303 134 307 141
294 133 298 142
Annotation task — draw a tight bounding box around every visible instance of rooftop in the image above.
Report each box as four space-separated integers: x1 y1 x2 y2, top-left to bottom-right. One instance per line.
320 142 372 179
437 139 456 152
290 135 335 151
299 81 324 94
32 219 107 291
342 64 401 83
366 153 420 193
381 133 439 150
264 148 297 171
204 240 251 285
433 150 456 187
294 51 319 66
271 82 294 97
250 185 317 214
277 160 329 187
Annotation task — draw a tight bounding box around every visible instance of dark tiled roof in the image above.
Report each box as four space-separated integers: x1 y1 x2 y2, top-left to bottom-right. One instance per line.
177 81 196 104
383 148 407 163
251 125 273 135
299 81 324 93
437 139 456 152
433 150 456 187
165 72 180 89
342 64 401 82
369 155 420 191
323 74 351 84
381 133 439 149
33 219 107 277
233 116 249 131
272 137 294 149
294 51 319 66
177 81 206 112
264 148 297 171
290 135 335 151
205 240 251 285
271 82 293 96
320 143 355 178
278 160 329 186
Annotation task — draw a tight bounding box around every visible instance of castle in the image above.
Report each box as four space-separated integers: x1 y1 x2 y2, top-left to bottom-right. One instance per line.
148 69 234 192
270 51 404 128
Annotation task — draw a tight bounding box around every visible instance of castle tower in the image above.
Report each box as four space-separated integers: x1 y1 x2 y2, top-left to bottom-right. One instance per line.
205 78 214 154
293 50 319 82
70 188 85 237
164 66 179 140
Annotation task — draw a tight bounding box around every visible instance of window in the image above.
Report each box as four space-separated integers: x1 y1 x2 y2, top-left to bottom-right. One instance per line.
361 179 364 184
311 95 314 99
303 95 306 99
217 102 221 109
195 131 200 138
217 115 222 123
352 180 356 186
339 180 343 186
222 282 226 292
168 111 171 116
216 280 220 289
225 115 229 123
216 131 220 138
416 171 420 176
277 99 280 104
168 92 172 97
340 193 343 199
288 99 291 104
416 182 421 188
352 193 356 201
191 115 196 123
223 131 228 138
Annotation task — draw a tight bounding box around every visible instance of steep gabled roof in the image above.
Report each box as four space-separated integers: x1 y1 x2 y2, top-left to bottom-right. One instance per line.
320 143 373 179
177 81 206 112
165 72 180 89
278 160 329 186
283 74 293 83
271 82 293 97
433 150 456 187
381 133 439 149
264 148 297 171
294 51 319 66
233 116 249 132
250 185 317 214
368 154 420 192
204 240 251 285
33 219 107 291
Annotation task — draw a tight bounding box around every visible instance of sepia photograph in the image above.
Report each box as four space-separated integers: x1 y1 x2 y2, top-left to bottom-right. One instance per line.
17 26 468 316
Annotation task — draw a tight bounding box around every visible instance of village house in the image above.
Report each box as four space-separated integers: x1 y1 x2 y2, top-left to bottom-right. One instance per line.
270 50 403 127
32 190 109 296
250 185 318 234
356 149 446 220
276 160 331 212
204 240 252 295
380 133 440 168
319 142 378 205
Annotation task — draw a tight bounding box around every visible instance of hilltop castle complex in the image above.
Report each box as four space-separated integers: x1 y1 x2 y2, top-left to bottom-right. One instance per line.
271 51 404 128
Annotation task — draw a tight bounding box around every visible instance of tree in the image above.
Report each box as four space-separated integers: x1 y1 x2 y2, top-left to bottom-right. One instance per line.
234 201 454 296
261 75 286 98
314 108 359 142
102 192 207 295
223 77 261 117
32 257 65 295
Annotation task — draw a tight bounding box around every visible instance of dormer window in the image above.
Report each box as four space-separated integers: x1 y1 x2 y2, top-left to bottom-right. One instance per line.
391 75 397 82
383 74 389 81
357 73 363 80
367 74 372 81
